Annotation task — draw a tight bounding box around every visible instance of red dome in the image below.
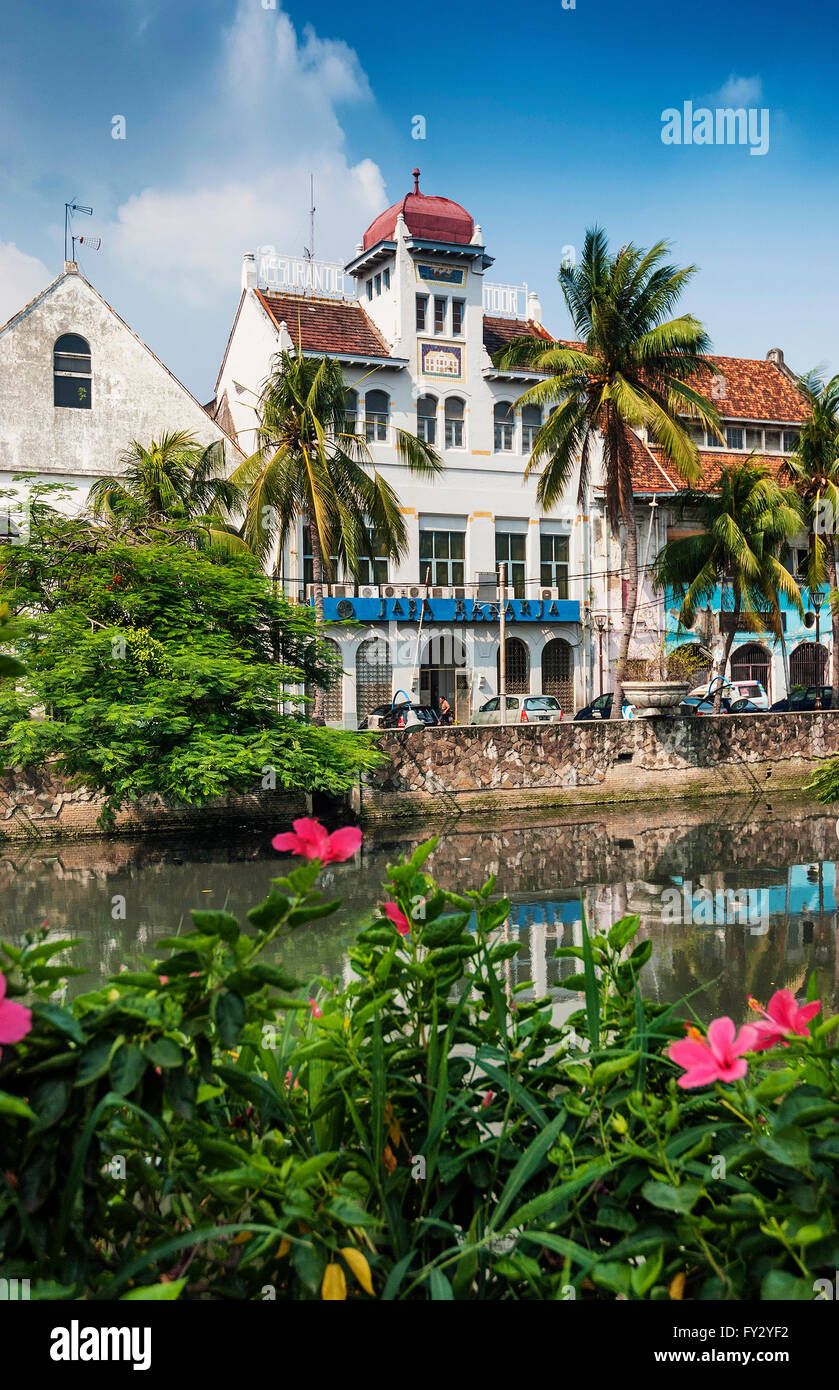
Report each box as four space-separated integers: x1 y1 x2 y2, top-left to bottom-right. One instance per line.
362 169 474 250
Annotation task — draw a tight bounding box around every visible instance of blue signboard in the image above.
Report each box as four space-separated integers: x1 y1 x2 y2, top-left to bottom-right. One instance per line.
320 596 581 624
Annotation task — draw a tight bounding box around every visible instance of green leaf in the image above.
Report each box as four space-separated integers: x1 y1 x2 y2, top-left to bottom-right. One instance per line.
247 893 291 930
428 1268 454 1301
74 1034 122 1086
608 915 641 951
30 1000 84 1044
590 1050 641 1088
142 1037 184 1069
641 1179 704 1214
757 1126 810 1170
760 1270 815 1301
214 991 246 1048
121 1278 187 1301
579 905 600 1049
190 910 240 942
110 1043 147 1095
0 1090 36 1120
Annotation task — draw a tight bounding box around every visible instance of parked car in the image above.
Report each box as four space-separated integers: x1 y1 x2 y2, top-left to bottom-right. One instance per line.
679 695 761 716
379 702 440 730
358 703 393 731
573 693 635 721
689 680 769 710
471 695 563 725
771 686 835 712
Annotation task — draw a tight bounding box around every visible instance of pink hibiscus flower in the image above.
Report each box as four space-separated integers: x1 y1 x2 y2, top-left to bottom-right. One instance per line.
667 1017 760 1089
382 901 410 936
272 818 362 864
748 990 821 1049
0 972 32 1062
309 998 322 1020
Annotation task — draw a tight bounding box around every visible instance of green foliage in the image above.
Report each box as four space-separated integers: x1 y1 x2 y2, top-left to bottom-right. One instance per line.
1 845 837 1300
0 516 377 817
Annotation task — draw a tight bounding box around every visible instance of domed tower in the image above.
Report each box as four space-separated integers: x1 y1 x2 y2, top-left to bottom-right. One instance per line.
345 169 491 364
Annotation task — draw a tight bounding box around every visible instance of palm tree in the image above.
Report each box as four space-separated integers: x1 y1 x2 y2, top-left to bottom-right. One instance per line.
496 227 720 718
88 431 247 553
230 349 443 720
654 461 803 711
783 372 839 701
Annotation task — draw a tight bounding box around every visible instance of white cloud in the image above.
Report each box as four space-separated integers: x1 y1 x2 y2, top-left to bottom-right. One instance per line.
105 2 385 299
707 74 764 108
0 241 51 327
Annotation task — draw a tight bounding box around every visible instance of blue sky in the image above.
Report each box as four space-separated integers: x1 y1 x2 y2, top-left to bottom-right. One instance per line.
1 0 837 398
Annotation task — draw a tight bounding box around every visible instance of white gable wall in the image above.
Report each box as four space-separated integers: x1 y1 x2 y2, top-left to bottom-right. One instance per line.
0 267 237 514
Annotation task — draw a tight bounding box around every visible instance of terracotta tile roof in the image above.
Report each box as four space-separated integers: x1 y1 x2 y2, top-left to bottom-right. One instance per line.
256 291 393 359
697 355 807 423
482 316 557 356
634 445 790 494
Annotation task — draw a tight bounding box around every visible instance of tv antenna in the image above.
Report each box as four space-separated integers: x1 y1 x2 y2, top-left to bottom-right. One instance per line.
303 174 315 263
64 199 93 261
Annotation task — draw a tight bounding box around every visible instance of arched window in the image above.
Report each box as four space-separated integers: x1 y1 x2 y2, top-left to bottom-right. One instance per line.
521 404 541 452
416 394 437 445
344 388 358 432
356 635 392 720
494 400 514 452
365 389 389 443
498 637 529 694
421 634 467 723
445 397 465 449
542 638 573 711
790 642 828 690
730 642 771 695
54 333 92 409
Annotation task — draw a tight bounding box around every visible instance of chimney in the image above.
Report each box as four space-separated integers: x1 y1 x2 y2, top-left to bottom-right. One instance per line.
766 347 784 367
527 290 543 325
241 252 258 292
64 261 79 274
471 223 483 245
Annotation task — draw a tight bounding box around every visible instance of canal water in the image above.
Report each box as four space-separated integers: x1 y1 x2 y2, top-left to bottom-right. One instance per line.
1 793 837 1027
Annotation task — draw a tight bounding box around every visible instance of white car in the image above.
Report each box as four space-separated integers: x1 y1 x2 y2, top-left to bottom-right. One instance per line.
689 680 769 711
471 695 563 725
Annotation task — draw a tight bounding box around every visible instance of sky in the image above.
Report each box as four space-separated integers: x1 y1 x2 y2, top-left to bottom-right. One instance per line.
1 0 838 400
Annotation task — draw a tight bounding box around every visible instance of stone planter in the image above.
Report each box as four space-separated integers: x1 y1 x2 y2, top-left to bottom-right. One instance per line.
621 680 690 717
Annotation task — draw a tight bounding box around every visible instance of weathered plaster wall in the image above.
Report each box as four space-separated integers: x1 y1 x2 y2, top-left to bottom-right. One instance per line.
360 712 839 821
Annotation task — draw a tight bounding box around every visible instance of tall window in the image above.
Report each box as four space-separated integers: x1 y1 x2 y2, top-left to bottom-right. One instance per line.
434 296 447 334
495 531 526 598
365 389 389 442
745 427 763 449
344 388 358 432
419 529 465 586
417 394 437 445
416 295 427 331
452 299 465 336
726 426 743 449
302 527 340 585
494 400 514 451
383 267 390 290
540 533 569 596
367 280 373 301
784 430 800 453
54 333 92 409
357 532 389 586
521 404 541 452
374 273 381 296
445 397 465 449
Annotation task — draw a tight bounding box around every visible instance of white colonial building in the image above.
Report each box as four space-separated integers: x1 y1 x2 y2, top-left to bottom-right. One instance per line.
0 262 240 524
215 171 596 727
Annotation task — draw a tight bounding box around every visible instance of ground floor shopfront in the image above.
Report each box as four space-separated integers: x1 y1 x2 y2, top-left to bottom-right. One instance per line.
313 594 583 727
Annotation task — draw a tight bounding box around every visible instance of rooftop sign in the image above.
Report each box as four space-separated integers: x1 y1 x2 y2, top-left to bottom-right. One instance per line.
256 247 355 299
482 281 528 318
320 595 581 624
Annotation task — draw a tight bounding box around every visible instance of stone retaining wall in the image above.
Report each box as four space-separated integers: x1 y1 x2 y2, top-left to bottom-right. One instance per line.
360 711 839 822
0 767 309 840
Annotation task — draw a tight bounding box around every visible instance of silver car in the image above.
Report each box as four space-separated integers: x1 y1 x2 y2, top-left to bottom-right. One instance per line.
471 695 563 725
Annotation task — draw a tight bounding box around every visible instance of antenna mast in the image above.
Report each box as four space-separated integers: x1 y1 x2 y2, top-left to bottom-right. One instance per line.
64 199 93 261
304 174 315 263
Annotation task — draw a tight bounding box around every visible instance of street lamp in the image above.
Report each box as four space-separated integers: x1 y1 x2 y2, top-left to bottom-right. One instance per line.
811 589 825 706
594 614 608 695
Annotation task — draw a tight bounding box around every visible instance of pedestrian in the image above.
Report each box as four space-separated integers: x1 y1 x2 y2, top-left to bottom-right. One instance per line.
439 695 453 725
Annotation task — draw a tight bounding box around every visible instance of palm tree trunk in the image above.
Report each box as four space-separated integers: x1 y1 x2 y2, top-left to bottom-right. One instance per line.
713 591 740 713
308 520 327 725
611 499 638 720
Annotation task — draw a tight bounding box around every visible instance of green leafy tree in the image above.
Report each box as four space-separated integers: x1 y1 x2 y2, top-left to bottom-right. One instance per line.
497 227 719 717
784 372 839 700
0 515 377 819
88 431 247 555
230 350 443 719
654 461 802 711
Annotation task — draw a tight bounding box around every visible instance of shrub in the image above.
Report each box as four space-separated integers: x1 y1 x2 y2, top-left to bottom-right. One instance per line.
0 826 837 1300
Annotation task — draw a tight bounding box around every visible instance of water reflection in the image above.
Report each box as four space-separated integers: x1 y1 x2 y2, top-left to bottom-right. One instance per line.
1 794 837 1026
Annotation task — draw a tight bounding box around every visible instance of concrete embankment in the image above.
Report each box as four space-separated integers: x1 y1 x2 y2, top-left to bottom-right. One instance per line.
359 711 839 823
